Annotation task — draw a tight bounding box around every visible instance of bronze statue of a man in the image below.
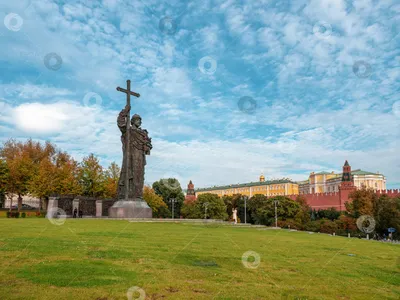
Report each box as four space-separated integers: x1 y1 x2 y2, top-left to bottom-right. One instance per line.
117 104 152 200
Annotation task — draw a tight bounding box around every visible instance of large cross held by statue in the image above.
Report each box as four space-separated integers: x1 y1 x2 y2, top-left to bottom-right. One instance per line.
116 80 140 200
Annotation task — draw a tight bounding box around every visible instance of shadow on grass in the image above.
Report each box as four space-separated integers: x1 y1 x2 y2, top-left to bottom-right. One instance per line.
17 260 136 287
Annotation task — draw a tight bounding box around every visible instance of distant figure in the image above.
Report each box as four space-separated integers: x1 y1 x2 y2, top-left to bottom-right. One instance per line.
73 208 77 218
79 210 83 218
232 208 238 224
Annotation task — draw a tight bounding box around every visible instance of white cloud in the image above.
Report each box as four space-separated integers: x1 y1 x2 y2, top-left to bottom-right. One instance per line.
152 67 192 98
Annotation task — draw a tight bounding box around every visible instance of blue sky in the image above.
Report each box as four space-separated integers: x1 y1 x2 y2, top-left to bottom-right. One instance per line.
0 0 399 189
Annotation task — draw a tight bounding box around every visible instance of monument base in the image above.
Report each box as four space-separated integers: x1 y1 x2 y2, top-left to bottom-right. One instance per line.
108 200 152 218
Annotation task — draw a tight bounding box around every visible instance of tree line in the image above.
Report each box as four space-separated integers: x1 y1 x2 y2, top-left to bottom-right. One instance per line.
0 139 120 210
180 189 400 238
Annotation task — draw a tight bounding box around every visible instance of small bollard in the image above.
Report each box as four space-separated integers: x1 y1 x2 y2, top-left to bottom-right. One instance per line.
333 232 335 236
348 233 350 238
366 234 369 240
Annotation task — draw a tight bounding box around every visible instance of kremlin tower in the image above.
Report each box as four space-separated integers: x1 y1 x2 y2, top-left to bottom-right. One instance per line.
339 160 356 210
185 180 196 203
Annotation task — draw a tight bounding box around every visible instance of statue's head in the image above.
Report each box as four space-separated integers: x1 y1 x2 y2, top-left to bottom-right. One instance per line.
131 114 142 128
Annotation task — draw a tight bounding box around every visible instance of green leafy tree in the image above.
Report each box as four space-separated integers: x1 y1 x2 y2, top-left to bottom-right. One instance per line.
248 195 301 226
181 201 201 219
373 195 400 235
152 178 185 217
195 193 228 220
247 194 269 224
317 207 341 221
294 195 311 225
79 154 105 197
143 186 169 217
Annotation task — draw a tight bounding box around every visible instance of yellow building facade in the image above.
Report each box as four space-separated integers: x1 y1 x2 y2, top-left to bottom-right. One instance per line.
298 169 386 194
196 175 299 198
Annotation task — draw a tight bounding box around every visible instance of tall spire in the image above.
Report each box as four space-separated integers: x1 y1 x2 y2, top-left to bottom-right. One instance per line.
341 160 352 185
185 180 196 202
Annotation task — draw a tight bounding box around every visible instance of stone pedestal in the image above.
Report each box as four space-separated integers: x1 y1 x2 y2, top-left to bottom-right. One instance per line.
96 200 103 217
108 200 152 218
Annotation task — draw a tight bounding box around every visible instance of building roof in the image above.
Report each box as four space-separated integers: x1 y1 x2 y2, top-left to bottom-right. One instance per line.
297 180 309 185
325 169 383 181
351 169 382 176
313 171 332 175
195 179 296 192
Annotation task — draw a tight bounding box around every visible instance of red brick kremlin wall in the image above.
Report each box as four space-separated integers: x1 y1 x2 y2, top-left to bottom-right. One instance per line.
285 189 400 211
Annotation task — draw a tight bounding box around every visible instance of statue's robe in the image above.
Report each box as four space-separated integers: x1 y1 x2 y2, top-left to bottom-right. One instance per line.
117 107 152 200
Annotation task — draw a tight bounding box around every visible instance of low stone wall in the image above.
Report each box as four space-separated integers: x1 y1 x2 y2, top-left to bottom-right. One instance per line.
58 196 74 215
102 199 117 216
75 197 96 216
49 196 116 217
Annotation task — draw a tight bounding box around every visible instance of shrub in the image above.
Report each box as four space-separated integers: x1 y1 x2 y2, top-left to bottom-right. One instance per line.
319 219 338 234
21 212 26 218
278 219 302 230
304 220 322 232
14 212 20 218
6 211 10 218
320 208 341 221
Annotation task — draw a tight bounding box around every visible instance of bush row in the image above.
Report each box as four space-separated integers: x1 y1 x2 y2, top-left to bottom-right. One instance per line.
6 211 45 218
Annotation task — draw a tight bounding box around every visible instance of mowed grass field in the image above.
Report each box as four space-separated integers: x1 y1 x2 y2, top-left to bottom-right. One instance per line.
0 219 398 300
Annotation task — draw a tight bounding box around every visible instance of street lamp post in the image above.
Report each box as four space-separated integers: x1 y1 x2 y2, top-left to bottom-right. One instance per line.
169 198 176 219
274 200 279 228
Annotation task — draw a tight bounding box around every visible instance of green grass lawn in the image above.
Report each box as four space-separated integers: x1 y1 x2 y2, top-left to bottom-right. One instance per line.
0 219 398 300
